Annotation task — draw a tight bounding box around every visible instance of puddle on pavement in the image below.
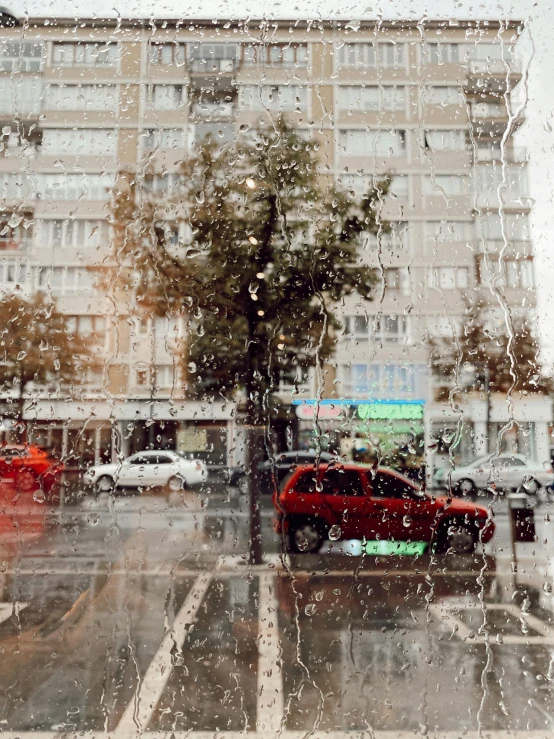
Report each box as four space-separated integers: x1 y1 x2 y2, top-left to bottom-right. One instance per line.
277 573 554 732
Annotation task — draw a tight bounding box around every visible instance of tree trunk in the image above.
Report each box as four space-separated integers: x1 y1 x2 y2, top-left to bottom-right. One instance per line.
245 364 264 566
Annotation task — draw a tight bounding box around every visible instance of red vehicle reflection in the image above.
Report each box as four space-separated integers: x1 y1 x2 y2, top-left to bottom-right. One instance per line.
0 444 63 500
274 463 494 555
0 477 48 559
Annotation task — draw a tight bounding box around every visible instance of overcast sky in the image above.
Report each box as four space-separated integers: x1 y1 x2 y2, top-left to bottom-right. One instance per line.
9 0 554 368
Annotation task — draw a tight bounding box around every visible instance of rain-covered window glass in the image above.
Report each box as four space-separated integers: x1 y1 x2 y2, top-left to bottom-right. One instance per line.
0 8 553 738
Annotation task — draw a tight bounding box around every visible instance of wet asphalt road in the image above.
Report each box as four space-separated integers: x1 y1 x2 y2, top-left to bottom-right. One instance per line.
0 484 552 736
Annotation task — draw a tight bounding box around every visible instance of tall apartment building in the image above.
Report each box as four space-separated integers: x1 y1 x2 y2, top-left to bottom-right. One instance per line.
0 12 550 471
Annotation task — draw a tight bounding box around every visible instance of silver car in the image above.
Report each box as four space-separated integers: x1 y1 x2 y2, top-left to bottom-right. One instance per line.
84 450 208 493
433 453 554 497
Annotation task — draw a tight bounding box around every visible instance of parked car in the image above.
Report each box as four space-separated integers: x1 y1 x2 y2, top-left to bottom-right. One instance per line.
273 463 494 554
433 453 554 497
229 450 338 495
83 450 208 492
0 444 63 499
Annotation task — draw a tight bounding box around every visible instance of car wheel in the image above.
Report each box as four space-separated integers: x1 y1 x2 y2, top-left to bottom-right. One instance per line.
457 478 476 498
17 468 38 493
168 475 185 492
287 518 326 554
237 475 248 495
519 476 540 495
437 519 477 554
96 475 114 493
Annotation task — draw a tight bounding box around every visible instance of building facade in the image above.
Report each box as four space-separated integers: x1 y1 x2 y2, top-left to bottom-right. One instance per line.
0 14 549 471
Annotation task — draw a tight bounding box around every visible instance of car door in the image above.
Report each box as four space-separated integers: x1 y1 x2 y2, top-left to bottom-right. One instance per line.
317 467 370 539
491 456 525 489
118 454 147 486
149 453 178 485
367 471 438 542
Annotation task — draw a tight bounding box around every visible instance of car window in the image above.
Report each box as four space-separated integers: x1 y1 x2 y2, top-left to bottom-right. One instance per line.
128 454 150 465
492 457 525 468
293 470 318 493
321 468 364 496
371 472 418 499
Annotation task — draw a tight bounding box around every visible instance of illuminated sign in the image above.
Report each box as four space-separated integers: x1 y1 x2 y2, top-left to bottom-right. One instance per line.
295 404 344 420
356 403 424 421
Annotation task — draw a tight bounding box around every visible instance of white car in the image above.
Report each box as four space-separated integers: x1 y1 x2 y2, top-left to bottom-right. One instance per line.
433 453 554 497
84 450 208 492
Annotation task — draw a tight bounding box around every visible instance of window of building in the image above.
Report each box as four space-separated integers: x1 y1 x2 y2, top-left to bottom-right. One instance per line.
422 86 465 106
66 315 106 337
341 362 417 395
40 174 113 201
338 85 406 112
0 77 43 116
52 42 118 67
141 128 185 150
384 267 410 293
423 175 468 196
149 42 186 66
36 266 96 295
188 43 237 72
148 84 186 111
344 314 370 341
338 42 405 69
239 85 308 112
155 365 175 388
0 173 34 199
339 129 406 157
425 43 460 64
0 216 33 251
423 130 467 152
134 366 150 387
428 266 470 289
376 315 409 343
479 257 534 290
476 213 530 242
142 174 182 195
40 219 108 249
424 221 470 242
41 129 117 157
0 260 28 288
241 44 308 67
367 220 409 249
44 84 117 112
342 174 409 202
0 41 43 72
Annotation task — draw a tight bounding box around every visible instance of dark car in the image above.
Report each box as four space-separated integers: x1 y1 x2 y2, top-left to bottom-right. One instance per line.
228 450 338 495
273 462 494 555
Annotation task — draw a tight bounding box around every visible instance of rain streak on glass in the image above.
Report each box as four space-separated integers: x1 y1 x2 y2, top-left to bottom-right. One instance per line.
0 3 551 738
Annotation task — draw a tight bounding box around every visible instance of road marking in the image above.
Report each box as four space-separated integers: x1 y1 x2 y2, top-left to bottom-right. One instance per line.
116 571 213 735
430 600 554 645
257 573 284 732
0 602 27 624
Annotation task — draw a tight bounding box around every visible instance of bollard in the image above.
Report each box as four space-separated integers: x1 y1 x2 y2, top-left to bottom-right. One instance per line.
507 492 536 573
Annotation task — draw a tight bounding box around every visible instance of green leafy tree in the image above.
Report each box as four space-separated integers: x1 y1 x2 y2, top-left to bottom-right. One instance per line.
429 297 551 401
110 117 391 562
0 293 93 439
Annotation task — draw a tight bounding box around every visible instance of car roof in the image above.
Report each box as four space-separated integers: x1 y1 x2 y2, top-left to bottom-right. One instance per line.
130 450 176 456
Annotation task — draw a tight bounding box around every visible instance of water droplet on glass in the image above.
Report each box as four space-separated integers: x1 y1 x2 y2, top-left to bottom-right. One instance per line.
542 582 552 594
315 590 324 601
32 489 45 503
328 524 341 540
403 515 412 527
304 603 316 616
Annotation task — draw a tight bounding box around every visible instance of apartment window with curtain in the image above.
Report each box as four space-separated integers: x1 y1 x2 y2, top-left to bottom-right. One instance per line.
339 129 407 157
422 85 465 106
337 42 405 69
423 130 467 152
41 129 117 157
149 42 186 66
44 84 118 112
149 84 186 111
241 44 308 67
239 85 308 111
52 42 118 67
425 42 460 64
338 85 406 112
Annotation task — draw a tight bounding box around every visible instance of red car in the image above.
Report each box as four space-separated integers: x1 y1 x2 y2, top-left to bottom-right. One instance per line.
274 463 494 555
0 444 63 499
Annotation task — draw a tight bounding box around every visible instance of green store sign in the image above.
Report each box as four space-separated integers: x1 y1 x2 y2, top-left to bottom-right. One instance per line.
356 403 424 421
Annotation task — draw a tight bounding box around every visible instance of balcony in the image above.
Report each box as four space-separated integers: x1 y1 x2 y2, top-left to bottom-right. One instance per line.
475 146 526 163
0 237 33 252
190 101 235 120
470 102 523 135
479 239 532 257
466 58 522 93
